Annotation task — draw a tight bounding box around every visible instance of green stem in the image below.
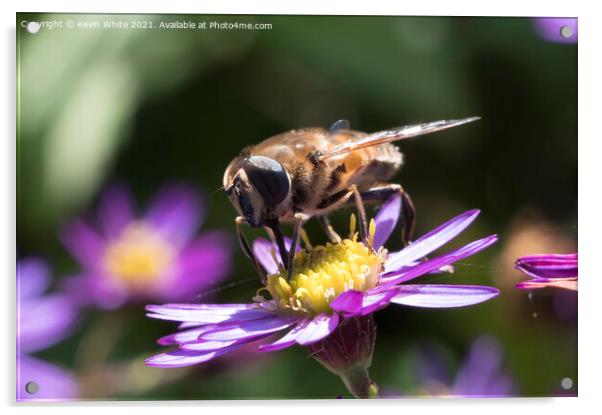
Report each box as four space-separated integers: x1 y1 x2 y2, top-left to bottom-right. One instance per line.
340 366 379 399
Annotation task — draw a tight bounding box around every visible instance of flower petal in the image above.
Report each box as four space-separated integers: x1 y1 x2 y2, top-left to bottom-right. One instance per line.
295 313 340 345
146 303 266 324
381 234 498 286
385 209 481 272
17 355 78 401
390 284 499 308
516 279 577 291
181 339 240 351
373 194 401 248
19 288 77 353
145 345 241 368
357 289 399 316
330 289 398 318
452 336 508 396
60 219 105 269
17 258 50 299
165 231 232 301
157 327 212 345
329 290 364 317
200 315 299 342
253 237 299 274
515 253 578 279
97 183 134 238
257 318 312 352
518 253 577 262
253 238 281 275
144 184 202 247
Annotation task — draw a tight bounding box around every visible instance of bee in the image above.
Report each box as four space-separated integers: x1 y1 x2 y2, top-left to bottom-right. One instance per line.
224 117 480 280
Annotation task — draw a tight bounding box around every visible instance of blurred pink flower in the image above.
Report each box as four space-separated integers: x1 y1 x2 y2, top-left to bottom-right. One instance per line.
61 183 232 309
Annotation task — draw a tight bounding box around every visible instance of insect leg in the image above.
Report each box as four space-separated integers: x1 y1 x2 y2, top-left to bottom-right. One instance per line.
235 217 266 283
358 184 416 247
287 213 309 280
267 221 289 269
318 215 342 243
350 185 371 247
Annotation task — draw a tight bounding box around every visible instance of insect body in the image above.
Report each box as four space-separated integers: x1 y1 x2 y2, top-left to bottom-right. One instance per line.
224 117 480 280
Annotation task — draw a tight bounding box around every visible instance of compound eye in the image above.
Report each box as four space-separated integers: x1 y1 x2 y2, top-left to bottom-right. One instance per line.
243 156 291 205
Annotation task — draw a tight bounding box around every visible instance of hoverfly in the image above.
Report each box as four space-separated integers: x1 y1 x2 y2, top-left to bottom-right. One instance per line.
223 117 480 280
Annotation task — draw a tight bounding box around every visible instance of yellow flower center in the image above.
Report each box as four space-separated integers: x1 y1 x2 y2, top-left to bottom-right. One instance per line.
103 222 175 288
263 218 384 316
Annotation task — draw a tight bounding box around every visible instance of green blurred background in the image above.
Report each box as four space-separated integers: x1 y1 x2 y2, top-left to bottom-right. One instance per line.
17 13 577 399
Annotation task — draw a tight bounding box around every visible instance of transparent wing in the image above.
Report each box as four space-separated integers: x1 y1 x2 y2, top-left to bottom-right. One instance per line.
319 116 481 160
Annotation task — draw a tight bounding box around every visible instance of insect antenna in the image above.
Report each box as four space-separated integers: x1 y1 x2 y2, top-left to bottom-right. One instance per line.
196 276 259 300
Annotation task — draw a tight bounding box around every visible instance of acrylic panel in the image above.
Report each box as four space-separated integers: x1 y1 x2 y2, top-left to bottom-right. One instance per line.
16 13 577 401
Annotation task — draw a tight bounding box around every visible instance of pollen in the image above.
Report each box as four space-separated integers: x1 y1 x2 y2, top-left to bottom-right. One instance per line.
103 222 175 288
265 221 384 315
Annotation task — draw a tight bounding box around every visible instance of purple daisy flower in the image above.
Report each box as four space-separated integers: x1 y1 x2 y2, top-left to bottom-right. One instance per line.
61 183 232 309
515 253 578 291
146 195 500 396
532 17 578 44
387 336 514 398
449 336 514 397
17 258 78 401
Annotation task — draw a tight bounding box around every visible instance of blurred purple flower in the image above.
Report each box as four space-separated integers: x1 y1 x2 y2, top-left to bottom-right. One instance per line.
532 17 577 44
61 184 232 309
146 194 499 368
450 336 514 397
17 258 78 401
515 253 577 291
389 336 514 398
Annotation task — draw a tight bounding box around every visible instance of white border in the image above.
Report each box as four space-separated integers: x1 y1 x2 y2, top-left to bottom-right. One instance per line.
3 1 600 414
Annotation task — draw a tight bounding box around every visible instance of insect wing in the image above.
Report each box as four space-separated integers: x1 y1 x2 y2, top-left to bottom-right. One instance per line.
319 116 480 160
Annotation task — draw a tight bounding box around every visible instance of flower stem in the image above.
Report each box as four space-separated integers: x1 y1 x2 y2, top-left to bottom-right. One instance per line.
340 366 379 399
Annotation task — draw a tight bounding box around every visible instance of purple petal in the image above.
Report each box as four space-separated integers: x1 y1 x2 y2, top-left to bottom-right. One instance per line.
144 184 202 247
390 284 499 308
145 345 241 368
200 315 299 342
61 273 128 310
381 234 498 287
357 289 399 316
146 303 265 323
253 238 281 275
532 17 578 44
452 336 513 396
17 258 50 300
385 209 481 273
60 219 105 270
373 194 401 248
516 279 577 291
258 318 312 352
253 237 299 274
157 327 213 346
518 253 577 262
516 263 578 279
329 290 364 317
163 231 232 301
515 253 578 279
97 183 135 238
18 295 77 354
178 321 202 329
17 355 78 401
330 289 398 318
295 313 339 345
181 339 240 351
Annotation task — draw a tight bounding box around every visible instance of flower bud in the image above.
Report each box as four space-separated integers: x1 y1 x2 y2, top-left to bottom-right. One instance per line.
306 315 378 398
